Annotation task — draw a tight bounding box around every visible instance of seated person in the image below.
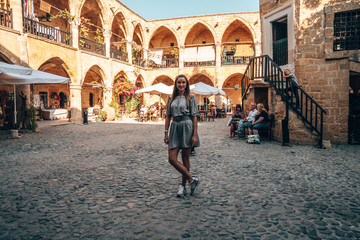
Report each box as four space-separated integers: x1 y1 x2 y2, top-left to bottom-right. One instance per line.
236 102 258 138
248 103 269 136
140 105 148 114
229 104 245 137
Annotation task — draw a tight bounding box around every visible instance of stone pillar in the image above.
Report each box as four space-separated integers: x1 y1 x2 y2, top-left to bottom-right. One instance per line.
71 24 79 49
103 86 112 107
10 0 23 32
143 46 148 67
103 29 111 58
178 45 184 73
255 42 262 57
127 36 132 65
215 42 222 68
69 84 82 123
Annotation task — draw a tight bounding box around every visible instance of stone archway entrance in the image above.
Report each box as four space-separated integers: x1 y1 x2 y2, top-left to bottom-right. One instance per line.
222 74 243 106
82 66 104 114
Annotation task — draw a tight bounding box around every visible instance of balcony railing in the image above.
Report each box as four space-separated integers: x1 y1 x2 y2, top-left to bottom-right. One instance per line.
221 56 251 65
184 61 215 67
149 58 179 68
133 57 146 67
110 47 127 62
79 37 106 56
23 17 71 46
0 7 12 28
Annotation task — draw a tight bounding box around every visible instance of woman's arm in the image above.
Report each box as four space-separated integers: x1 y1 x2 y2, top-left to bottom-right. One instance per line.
191 116 198 146
164 115 171 144
252 117 264 125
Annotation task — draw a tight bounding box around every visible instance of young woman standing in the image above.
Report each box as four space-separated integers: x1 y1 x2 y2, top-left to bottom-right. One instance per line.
164 74 200 197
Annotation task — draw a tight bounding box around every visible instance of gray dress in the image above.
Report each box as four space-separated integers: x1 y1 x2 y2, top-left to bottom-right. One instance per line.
166 95 200 150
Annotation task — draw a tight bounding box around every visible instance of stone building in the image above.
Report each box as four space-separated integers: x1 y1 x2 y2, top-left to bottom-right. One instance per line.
250 0 360 145
0 0 260 127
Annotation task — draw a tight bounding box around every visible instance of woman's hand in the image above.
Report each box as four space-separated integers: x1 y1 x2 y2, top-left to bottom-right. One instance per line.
192 135 198 146
164 133 169 145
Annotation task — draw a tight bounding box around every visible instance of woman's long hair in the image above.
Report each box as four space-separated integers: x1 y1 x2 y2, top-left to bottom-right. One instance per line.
167 74 191 111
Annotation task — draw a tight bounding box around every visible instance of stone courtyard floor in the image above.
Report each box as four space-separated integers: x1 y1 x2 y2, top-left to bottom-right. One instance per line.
0 117 359 239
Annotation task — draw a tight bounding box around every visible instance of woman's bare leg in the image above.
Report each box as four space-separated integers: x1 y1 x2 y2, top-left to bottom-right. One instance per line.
168 147 193 183
181 148 191 186
253 129 258 135
229 124 234 137
248 128 253 135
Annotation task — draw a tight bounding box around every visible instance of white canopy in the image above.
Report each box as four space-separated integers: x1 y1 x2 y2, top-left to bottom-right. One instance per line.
0 62 70 126
0 62 69 85
135 83 173 95
190 82 225 96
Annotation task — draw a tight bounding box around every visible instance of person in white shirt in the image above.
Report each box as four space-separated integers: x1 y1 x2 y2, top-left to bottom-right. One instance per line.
236 102 258 138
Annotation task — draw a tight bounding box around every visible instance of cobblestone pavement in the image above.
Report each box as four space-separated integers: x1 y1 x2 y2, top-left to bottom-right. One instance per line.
0 117 359 240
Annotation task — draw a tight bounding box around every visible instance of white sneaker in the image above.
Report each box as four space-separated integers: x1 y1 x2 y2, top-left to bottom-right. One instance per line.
190 177 200 196
176 185 186 198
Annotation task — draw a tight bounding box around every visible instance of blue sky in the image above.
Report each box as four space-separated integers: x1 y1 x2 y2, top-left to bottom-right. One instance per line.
119 0 259 20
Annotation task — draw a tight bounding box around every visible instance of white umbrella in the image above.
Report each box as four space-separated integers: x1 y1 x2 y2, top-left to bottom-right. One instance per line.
0 62 70 126
189 82 225 109
135 83 172 95
135 83 173 119
190 82 225 96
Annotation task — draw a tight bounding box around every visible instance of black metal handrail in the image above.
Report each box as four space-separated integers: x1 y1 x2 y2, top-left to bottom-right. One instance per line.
133 57 146 67
23 17 72 46
241 55 326 147
0 7 12 28
110 47 128 62
79 37 105 56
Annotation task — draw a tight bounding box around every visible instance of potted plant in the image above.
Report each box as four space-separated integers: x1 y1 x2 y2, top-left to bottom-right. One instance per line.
97 109 106 122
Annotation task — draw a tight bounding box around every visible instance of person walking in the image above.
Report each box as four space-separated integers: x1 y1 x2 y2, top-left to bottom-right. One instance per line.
164 74 200 197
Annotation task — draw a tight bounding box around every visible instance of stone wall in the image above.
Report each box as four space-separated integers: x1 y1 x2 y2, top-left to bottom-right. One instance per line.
260 0 360 144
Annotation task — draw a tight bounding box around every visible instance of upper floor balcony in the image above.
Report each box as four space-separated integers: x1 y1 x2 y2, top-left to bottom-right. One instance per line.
0 7 12 28
23 17 72 46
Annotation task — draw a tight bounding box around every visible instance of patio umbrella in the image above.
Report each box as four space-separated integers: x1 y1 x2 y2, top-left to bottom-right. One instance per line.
135 83 173 119
0 62 70 126
190 82 225 109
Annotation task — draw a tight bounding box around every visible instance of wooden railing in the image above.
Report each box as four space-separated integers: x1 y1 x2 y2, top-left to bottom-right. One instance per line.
241 55 326 147
221 56 251 65
184 61 215 67
23 17 71 46
0 7 12 28
149 58 179 68
79 37 106 56
133 57 146 67
110 47 128 62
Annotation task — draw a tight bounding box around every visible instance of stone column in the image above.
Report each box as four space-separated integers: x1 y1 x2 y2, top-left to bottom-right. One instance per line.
215 42 222 68
69 84 82 123
215 42 222 107
178 45 184 73
71 24 79 49
103 28 111 58
10 0 23 32
255 42 262 57
127 36 132 65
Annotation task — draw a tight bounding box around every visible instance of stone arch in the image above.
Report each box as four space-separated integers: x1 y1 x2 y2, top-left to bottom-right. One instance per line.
222 73 243 105
34 57 73 110
132 23 145 46
148 25 180 48
189 73 215 86
112 70 128 85
82 65 105 108
221 18 256 42
34 0 70 32
183 21 217 46
79 0 107 40
110 11 128 39
151 75 174 86
0 45 20 64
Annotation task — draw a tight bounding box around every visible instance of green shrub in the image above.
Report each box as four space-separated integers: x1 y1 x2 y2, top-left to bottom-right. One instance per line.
98 109 107 121
25 105 37 131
